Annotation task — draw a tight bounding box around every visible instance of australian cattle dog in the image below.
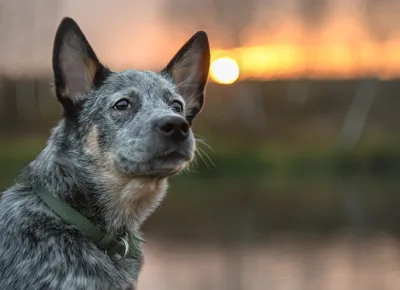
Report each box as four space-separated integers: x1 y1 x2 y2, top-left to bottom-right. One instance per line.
0 17 210 290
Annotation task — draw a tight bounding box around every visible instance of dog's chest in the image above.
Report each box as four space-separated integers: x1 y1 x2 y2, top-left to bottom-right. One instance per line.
78 255 143 290
124 283 136 290
106 253 144 289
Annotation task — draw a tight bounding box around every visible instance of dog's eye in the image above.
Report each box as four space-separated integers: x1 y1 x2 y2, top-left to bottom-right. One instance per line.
171 101 183 113
113 99 131 110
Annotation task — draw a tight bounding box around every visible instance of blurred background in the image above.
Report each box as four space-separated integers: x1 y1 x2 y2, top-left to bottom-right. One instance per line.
1 0 400 289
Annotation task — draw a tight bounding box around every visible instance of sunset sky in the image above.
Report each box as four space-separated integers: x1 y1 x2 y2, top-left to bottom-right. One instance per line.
1 0 400 79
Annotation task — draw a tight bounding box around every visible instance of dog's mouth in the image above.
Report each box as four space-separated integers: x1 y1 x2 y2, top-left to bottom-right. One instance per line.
116 148 194 178
117 149 193 179
147 149 192 177
155 150 192 162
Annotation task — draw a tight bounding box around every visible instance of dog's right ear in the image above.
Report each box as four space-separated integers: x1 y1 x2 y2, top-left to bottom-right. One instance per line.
161 31 210 124
52 17 110 116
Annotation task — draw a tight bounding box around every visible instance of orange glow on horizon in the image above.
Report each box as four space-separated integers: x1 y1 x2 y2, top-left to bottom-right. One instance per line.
210 41 400 80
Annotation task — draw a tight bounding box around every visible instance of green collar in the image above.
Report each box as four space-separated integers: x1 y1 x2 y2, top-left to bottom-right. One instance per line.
36 187 146 261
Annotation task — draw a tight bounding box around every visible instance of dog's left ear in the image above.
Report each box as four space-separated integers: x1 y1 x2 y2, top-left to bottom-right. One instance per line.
52 17 109 116
162 31 210 124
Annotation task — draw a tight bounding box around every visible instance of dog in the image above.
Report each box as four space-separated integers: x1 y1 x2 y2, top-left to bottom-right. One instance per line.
0 17 210 290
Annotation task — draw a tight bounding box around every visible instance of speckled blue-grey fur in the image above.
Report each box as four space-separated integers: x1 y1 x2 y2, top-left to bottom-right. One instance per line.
0 17 210 290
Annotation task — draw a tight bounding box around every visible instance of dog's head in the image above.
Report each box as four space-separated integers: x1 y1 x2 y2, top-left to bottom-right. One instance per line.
52 17 210 179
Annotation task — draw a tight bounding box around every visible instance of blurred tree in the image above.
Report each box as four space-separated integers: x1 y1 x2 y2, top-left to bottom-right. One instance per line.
0 0 61 123
162 0 262 48
363 0 400 45
340 0 400 149
336 0 400 240
298 0 329 75
210 0 258 48
161 0 214 36
286 0 329 108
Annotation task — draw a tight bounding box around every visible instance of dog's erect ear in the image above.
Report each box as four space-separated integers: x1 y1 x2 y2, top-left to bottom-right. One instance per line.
162 31 210 124
52 17 109 115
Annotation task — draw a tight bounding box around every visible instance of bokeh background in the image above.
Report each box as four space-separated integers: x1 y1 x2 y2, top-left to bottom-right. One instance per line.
1 0 400 289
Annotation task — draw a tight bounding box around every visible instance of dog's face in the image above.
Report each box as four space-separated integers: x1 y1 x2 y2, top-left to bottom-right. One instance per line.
52 18 210 178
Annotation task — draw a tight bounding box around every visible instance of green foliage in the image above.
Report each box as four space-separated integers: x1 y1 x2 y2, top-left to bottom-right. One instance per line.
1 138 400 241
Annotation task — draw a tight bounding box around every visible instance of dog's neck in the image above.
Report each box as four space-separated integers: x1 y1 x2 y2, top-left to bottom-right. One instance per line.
21 126 168 237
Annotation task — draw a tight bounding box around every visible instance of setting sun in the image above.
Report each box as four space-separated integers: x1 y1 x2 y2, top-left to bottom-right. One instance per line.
210 57 240 84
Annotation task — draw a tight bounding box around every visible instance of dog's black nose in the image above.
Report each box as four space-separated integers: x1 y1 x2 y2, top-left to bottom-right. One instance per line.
154 116 190 142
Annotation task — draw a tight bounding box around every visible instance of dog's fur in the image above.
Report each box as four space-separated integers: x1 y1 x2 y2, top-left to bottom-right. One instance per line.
0 17 210 290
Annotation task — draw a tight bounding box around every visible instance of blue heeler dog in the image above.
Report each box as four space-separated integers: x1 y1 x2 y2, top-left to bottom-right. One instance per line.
0 17 210 289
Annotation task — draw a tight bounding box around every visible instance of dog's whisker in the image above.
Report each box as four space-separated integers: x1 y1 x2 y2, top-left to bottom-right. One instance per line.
196 147 216 169
195 147 214 170
185 154 198 173
195 137 214 152
190 154 199 170
194 148 209 169
184 164 198 174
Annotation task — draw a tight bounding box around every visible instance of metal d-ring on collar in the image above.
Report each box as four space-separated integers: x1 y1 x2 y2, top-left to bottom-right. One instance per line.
117 234 130 261
104 234 130 261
